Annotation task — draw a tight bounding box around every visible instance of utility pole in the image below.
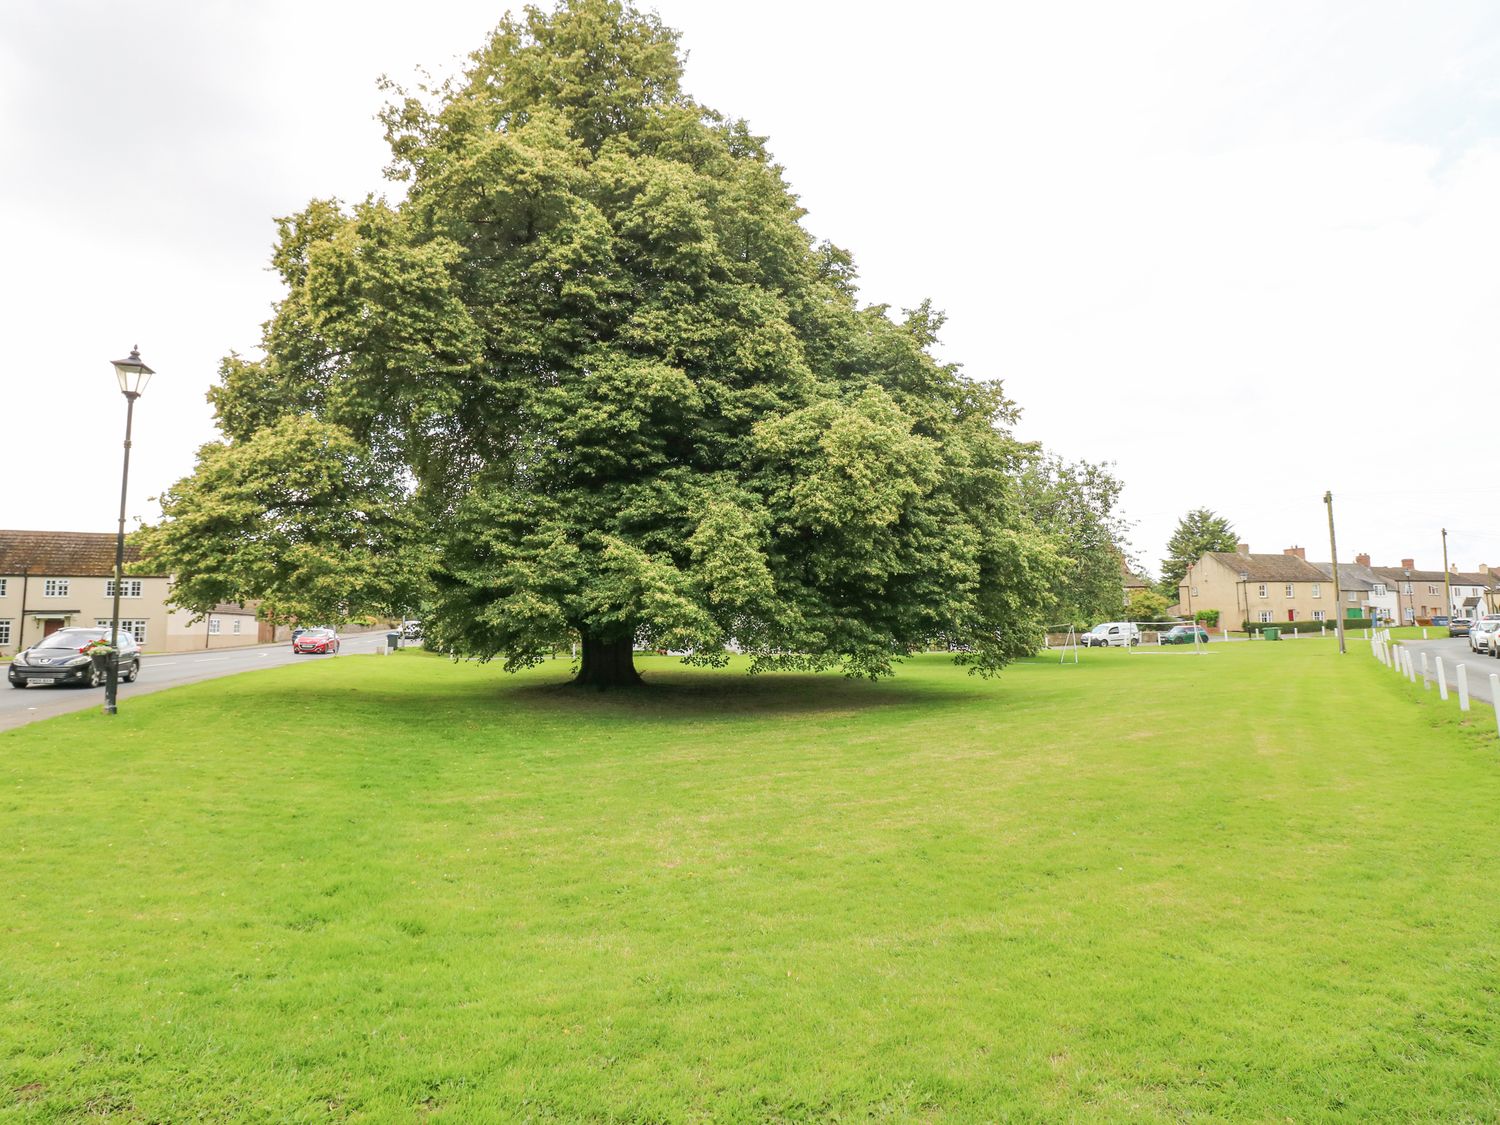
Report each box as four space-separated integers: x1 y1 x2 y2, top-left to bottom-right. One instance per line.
1441 527 1452 622
1325 491 1346 654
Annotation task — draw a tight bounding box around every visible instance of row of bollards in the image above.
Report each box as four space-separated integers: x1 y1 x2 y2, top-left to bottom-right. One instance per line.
1377 630 1500 738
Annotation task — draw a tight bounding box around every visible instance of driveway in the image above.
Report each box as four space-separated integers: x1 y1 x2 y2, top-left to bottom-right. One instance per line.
0 632 389 733
1398 636 1500 708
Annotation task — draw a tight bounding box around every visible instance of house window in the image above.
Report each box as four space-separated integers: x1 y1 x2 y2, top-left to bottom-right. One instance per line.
1372 583 1387 596
1428 584 1438 595
1257 584 1268 598
96 619 147 643
1258 610 1273 623
1404 606 1415 622
208 619 221 635
1285 584 1295 598
1313 610 1327 622
1347 592 1358 603
0 578 7 596
1402 582 1413 595
1311 584 1321 598
44 579 69 598
0 620 10 645
232 619 242 635
1190 586 1199 597
105 579 143 598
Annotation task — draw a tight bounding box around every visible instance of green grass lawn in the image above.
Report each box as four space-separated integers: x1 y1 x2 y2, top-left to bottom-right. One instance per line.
3 642 1499 1120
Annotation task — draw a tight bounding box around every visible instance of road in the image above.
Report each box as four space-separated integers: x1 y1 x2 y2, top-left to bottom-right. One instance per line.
0 632 389 733
1398 636 1500 708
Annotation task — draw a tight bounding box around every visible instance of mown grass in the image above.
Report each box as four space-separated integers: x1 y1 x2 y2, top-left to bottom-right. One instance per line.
2 641 1499 1121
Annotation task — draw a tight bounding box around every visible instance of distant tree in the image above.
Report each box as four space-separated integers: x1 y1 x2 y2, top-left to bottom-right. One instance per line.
1125 588 1171 621
1017 454 1134 627
1159 508 1237 597
137 0 1062 687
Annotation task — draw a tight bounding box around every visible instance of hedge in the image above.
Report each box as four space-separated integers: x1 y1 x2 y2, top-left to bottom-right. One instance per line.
1240 619 1368 635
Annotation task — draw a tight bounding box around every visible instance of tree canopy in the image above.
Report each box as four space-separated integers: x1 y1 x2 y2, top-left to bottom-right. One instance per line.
1158 508 1238 597
1016 454 1133 628
138 0 1062 685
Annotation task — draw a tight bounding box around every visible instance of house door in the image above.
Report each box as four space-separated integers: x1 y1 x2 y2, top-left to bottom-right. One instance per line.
42 618 63 638
1287 609 1296 621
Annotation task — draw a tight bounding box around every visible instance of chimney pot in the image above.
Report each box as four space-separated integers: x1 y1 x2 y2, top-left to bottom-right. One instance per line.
1284 546 1306 559
1401 558 1415 570
1355 553 1371 567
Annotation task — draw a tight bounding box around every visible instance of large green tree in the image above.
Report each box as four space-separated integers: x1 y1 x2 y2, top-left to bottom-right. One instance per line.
1016 454 1133 628
139 0 1061 686
1158 507 1238 598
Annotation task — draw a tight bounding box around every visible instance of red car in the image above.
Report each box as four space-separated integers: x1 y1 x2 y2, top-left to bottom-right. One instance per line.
292 628 340 655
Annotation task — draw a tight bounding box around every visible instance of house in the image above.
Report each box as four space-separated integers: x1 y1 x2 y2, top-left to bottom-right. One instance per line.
1122 567 1153 609
1311 557 1379 622
0 530 269 657
1178 544 1343 628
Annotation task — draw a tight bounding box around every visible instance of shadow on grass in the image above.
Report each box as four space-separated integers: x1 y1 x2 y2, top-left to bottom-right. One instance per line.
269 658 979 724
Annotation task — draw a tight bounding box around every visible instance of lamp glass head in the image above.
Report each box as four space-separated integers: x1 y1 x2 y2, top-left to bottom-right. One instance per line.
111 346 154 396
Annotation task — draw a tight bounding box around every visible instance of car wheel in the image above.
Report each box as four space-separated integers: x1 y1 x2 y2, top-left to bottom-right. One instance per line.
125 660 139 683
89 663 104 688
9 680 24 689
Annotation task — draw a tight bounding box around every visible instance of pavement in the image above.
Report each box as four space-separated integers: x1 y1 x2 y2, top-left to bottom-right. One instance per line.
1393 635 1500 708
0 632 389 733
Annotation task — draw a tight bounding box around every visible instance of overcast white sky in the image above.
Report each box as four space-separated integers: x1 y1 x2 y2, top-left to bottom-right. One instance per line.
3 0 1498 575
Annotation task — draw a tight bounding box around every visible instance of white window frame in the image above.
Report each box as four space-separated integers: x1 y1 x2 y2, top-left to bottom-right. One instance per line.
1404 606 1415 622
1257 583 1268 599
231 619 242 635
95 619 147 644
1402 582 1413 595
208 618 221 635
1313 609 1327 622
1284 584 1295 598
43 579 69 598
1428 584 1438 596
1258 610 1273 623
0 619 10 646
1311 583 1321 598
1372 583 1387 596
105 578 143 598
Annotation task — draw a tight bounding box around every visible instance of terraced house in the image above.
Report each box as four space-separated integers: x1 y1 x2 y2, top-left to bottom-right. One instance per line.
0 530 263 657
1178 544 1342 629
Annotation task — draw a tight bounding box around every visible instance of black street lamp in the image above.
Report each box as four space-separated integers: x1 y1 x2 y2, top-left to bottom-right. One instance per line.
105 346 154 716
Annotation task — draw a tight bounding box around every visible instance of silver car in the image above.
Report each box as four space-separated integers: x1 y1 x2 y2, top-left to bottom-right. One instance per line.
1470 617 1500 654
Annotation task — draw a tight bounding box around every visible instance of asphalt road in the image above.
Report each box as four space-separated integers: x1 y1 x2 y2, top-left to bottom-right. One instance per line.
0 632 388 733
1398 635 1500 708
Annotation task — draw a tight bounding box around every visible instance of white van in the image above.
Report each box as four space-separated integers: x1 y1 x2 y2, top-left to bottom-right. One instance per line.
1081 622 1141 648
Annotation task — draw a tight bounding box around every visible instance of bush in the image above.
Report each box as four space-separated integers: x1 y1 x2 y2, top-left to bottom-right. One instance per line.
1194 609 1221 627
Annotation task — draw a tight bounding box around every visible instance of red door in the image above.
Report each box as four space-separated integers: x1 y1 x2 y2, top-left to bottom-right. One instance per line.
1287 609 1296 621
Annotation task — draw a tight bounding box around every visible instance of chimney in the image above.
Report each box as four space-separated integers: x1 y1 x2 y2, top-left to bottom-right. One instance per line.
1481 563 1490 576
1401 558 1415 570
1355 553 1371 567
1283 546 1306 560
1236 542 1250 555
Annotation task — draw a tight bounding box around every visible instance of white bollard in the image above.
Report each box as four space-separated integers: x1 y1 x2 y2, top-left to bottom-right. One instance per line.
1421 651 1431 690
1422 627 1429 640
1405 649 1417 682
1457 664 1470 712
1437 657 1449 701
1491 674 1500 738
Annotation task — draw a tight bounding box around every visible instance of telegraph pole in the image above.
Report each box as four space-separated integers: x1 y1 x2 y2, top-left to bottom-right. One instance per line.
1325 491 1346 654
1441 527 1452 622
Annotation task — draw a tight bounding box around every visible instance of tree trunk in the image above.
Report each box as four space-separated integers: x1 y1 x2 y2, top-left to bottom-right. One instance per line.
574 633 643 689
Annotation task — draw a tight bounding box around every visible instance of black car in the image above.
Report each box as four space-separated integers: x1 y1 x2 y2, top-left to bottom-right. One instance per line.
8 627 142 689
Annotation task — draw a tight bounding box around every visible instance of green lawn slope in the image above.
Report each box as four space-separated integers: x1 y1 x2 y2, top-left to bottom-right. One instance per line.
3 643 1498 1120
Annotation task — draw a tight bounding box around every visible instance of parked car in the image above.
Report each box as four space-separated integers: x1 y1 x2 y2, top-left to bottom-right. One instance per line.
8 627 141 689
1081 622 1141 647
292 628 340 655
1472 617 1500 655
1160 625 1210 645
401 620 423 640
1448 618 1472 637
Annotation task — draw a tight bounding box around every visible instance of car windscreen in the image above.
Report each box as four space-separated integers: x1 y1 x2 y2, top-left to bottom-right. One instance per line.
35 630 108 650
